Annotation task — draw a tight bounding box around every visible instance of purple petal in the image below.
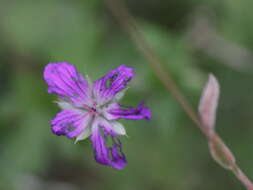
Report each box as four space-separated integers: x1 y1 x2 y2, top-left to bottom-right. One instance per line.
51 109 91 138
94 117 116 136
93 65 134 105
91 123 110 165
110 139 127 169
44 62 92 107
104 102 151 120
90 118 127 169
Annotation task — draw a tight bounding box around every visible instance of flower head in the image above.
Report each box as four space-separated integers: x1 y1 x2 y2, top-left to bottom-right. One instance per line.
44 62 151 169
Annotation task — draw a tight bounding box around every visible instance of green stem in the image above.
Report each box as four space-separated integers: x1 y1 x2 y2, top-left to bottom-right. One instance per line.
104 0 253 189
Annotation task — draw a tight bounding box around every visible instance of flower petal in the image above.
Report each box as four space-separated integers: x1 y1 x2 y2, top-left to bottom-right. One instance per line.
94 117 126 136
113 87 128 101
90 118 127 169
56 101 75 110
44 62 92 107
104 102 151 120
75 125 92 143
51 109 91 139
110 139 127 169
91 120 110 165
93 65 134 105
110 121 126 136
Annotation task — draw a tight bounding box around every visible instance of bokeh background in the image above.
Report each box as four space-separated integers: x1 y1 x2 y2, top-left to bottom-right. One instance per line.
1 0 253 189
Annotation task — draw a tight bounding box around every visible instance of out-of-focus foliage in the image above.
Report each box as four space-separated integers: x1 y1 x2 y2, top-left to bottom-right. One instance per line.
0 0 253 189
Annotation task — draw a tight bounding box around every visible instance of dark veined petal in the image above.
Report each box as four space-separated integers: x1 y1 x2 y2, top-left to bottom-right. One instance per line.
51 109 91 139
104 102 151 120
110 139 127 169
90 118 127 170
44 62 92 107
93 65 134 105
90 121 110 165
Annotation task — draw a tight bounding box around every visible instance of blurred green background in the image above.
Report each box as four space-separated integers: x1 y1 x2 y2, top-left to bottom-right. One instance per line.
1 0 253 189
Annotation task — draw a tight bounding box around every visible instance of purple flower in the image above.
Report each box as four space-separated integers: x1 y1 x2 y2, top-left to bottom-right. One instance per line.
44 62 151 169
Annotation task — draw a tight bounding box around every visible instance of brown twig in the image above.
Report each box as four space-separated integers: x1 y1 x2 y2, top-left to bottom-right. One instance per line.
104 0 202 131
104 0 253 189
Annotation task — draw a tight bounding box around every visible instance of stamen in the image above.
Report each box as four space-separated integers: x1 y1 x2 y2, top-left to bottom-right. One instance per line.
83 104 99 115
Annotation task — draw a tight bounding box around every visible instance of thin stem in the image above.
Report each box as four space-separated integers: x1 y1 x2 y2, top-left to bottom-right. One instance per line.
229 165 253 190
104 0 202 131
104 0 253 189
